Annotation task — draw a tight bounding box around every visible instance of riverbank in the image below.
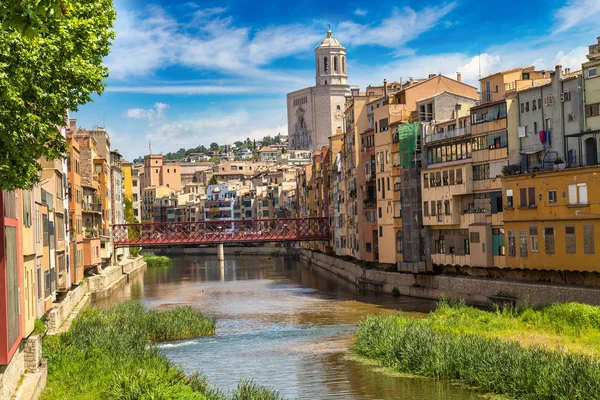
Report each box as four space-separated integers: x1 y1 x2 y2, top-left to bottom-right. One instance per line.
353 299 600 399
301 249 600 306
41 301 287 400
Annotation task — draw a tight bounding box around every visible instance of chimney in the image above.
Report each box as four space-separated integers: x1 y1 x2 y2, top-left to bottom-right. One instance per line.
597 36 600 44
383 79 388 101
565 67 570 74
555 64 563 79
428 73 436 79
409 77 414 85
456 72 462 82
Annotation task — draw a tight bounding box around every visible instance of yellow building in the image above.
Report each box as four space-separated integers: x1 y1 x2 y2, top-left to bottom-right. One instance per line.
503 166 600 272
20 189 36 336
122 160 133 201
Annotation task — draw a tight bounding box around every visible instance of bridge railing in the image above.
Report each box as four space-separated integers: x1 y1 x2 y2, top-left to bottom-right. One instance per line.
113 217 330 246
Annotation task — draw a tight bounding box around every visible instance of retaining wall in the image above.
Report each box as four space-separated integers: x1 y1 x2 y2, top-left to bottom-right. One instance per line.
301 250 600 306
152 246 301 257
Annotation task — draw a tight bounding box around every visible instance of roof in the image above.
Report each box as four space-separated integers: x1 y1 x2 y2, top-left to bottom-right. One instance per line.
563 70 583 80
415 90 479 104
516 78 553 93
317 30 342 48
480 65 535 81
258 146 281 153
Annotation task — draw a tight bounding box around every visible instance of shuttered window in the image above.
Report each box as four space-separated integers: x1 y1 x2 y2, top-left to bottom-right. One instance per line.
530 227 538 252
566 226 576 254
578 184 588 204
519 230 528 257
520 188 527 207
528 187 536 207
456 168 463 184
23 190 32 227
584 225 595 254
449 169 455 184
508 231 516 256
470 232 480 243
568 184 577 205
423 201 429 216
544 227 555 254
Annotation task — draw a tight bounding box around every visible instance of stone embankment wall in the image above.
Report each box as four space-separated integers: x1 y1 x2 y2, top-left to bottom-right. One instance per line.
301 250 600 306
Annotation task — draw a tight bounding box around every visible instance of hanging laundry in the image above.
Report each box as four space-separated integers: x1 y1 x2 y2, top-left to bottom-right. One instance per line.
539 130 546 145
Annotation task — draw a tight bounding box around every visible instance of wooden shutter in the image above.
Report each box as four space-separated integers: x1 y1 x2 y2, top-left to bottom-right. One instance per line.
584 225 595 255
520 188 527 207
528 187 536 207
568 184 577 205
470 232 480 243
544 227 555 254
578 184 588 204
565 226 576 254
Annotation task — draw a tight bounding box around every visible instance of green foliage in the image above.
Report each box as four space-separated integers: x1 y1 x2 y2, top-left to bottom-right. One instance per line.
391 287 400 297
42 301 286 400
143 253 173 268
0 0 116 190
210 142 220 151
124 196 140 256
208 174 218 185
354 300 600 399
34 318 46 335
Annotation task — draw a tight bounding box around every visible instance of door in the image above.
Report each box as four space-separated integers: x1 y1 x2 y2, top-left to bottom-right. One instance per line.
585 137 597 166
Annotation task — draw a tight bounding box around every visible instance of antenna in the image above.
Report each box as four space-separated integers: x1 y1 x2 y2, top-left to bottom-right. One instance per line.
478 50 482 81
149 140 152 155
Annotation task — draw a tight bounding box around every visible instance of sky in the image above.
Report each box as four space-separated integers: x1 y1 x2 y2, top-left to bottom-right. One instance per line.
71 0 600 161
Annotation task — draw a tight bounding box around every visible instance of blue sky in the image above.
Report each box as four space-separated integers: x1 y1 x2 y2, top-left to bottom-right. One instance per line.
72 0 600 161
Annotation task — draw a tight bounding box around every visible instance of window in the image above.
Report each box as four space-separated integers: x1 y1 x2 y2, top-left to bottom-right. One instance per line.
133 194 138 202
520 102 524 113
464 238 470 255
548 190 557 204
585 103 600 117
520 188 527 208
472 136 487 151
396 230 403 254
431 201 436 216
378 207 382 218
566 226 576 254
589 67 597 78
492 228 505 256
519 230 528 257
530 227 538 252
525 101 529 112
423 201 429 216
522 72 530 80
568 183 588 204
506 189 514 208
584 225 595 254
443 170 449 185
379 226 383 237
508 231 516 257
456 168 463 184
23 190 32 228
544 227 555 254
423 173 429 188
324 57 329 72
473 164 489 181
444 200 451 215
449 170 455 185
528 187 536 207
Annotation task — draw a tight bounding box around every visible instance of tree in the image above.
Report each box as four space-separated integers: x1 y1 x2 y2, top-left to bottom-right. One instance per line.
234 141 244 148
123 196 140 257
133 156 144 165
208 175 218 185
0 0 116 190
198 145 207 153
209 142 219 151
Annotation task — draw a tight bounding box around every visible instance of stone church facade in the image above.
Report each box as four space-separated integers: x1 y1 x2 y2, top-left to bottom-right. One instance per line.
287 30 350 151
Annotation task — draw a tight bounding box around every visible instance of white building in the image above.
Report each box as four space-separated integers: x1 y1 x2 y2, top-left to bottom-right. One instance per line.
286 29 350 151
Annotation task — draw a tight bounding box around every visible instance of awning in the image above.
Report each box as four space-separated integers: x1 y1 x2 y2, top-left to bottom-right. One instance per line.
519 147 544 155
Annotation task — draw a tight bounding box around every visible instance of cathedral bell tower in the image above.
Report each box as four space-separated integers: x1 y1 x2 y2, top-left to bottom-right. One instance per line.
315 29 347 87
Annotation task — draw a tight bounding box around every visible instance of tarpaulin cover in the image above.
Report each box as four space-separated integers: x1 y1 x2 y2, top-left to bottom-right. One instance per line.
398 122 420 168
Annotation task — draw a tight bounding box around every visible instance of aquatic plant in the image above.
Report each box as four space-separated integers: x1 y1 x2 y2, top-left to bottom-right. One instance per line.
354 300 600 399
143 253 173 268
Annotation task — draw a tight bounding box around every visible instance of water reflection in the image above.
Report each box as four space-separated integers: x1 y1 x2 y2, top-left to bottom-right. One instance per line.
96 255 485 399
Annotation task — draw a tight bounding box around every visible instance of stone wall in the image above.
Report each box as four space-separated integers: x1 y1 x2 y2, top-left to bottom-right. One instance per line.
121 256 146 275
301 249 600 306
23 335 42 374
0 342 24 400
46 281 89 334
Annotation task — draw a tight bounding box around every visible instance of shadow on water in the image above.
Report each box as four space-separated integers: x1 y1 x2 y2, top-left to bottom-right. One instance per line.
95 254 486 399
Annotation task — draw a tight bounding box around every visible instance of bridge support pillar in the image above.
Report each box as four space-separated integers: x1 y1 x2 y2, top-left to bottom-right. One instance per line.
217 243 224 261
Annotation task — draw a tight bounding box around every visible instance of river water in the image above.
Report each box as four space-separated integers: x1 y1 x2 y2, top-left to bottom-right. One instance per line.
96 255 485 399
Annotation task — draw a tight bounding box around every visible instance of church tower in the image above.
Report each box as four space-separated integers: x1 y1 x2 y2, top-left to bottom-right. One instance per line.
315 29 347 87
286 29 350 151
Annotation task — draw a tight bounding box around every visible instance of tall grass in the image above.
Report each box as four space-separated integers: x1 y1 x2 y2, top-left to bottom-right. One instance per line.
354 300 600 399
41 301 286 400
143 253 173 268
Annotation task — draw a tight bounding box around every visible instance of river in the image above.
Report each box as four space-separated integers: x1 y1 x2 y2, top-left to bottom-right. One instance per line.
96 254 485 399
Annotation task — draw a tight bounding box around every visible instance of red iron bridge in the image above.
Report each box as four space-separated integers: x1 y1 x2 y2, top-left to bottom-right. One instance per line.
112 217 330 247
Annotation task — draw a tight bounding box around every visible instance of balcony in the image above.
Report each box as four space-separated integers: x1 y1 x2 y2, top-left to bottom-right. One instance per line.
425 126 471 144
363 199 377 209
82 202 102 213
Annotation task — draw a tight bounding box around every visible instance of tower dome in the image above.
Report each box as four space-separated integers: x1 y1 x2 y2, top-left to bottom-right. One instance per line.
315 29 347 87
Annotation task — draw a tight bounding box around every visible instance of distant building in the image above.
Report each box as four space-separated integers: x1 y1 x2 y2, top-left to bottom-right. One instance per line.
258 146 281 162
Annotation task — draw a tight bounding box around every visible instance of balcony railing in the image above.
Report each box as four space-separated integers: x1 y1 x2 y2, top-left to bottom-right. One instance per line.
425 126 471 143
82 202 102 212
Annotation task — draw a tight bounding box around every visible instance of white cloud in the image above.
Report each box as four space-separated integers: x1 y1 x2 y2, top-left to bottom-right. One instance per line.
124 102 169 120
354 8 368 16
337 3 457 50
108 85 259 95
555 0 600 33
